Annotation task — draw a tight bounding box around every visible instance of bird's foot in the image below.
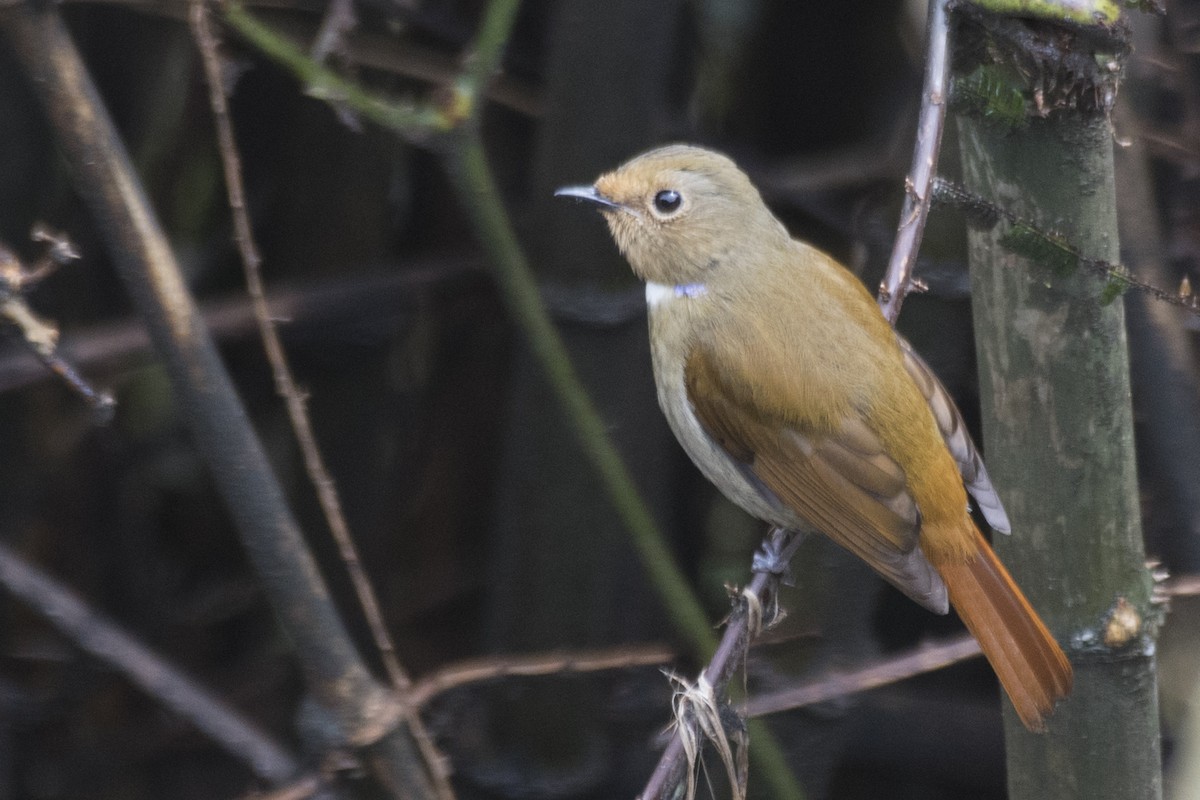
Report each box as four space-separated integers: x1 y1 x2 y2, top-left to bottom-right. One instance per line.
751 528 803 584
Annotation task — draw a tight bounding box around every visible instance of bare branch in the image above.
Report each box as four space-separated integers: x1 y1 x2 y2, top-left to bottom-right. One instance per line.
237 776 323 800
743 634 981 718
0 263 483 396
0 540 302 784
934 177 1200 313
0 231 114 417
878 0 951 323
55 0 543 117
1162 575 1200 598
409 645 675 709
637 530 801 800
191 4 453 795
308 0 355 64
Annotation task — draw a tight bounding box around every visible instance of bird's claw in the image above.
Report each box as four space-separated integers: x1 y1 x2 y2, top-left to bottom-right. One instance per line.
752 528 801 585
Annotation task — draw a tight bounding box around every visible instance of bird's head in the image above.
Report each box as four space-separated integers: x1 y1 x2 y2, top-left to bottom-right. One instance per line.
556 145 789 287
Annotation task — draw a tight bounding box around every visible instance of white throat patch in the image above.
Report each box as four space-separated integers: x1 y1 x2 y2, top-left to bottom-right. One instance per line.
646 282 707 308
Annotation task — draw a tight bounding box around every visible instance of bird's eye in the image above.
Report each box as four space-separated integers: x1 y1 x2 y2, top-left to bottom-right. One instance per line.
653 189 683 216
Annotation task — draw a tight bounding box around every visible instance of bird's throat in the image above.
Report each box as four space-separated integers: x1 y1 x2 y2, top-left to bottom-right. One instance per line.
646 281 708 308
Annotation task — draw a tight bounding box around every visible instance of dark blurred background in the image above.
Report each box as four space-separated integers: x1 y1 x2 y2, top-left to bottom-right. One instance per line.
0 1 1194 798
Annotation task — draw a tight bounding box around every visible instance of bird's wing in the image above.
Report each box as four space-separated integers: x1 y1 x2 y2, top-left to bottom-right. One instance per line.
895 337 1011 534
685 344 948 613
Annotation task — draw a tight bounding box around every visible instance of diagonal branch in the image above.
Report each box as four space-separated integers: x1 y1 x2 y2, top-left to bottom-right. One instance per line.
636 530 802 800
743 634 981 718
189 6 454 798
0 540 302 785
0 263 485 396
878 0 951 323
408 644 675 708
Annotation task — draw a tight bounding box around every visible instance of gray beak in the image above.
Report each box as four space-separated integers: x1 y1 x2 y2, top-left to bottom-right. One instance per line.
554 184 622 210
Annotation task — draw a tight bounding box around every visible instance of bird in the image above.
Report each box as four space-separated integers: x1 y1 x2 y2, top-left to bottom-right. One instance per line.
555 144 1072 731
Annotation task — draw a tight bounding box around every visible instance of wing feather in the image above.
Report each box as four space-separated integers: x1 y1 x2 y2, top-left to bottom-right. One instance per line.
897 337 1012 534
685 346 948 613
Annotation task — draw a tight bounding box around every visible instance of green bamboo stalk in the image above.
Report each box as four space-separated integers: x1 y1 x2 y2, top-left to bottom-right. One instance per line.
224 3 450 136
959 110 1162 799
962 0 1121 26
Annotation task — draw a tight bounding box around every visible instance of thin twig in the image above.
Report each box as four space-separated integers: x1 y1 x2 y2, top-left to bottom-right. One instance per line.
409 644 675 708
638 530 801 800
30 348 116 420
189 7 454 798
0 233 114 416
238 776 323 800
934 177 1200 313
192 0 405 699
878 0 951 323
308 0 354 63
222 0 529 137
445 0 522 123
743 634 981 718
1162 575 1200 598
223 2 451 140
0 540 302 784
0 263 484 396
57 0 544 116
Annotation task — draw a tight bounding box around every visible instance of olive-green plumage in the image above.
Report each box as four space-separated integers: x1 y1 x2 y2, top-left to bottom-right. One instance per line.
557 144 1071 731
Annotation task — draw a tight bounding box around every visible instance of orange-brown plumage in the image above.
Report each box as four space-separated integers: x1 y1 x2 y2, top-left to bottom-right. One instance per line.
557 144 1072 730
938 528 1073 730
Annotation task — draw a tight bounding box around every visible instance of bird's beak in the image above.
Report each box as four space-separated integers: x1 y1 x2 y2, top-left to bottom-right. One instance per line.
554 184 622 211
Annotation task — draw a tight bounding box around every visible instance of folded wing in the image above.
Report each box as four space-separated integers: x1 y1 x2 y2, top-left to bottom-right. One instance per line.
896 336 1011 534
685 345 948 613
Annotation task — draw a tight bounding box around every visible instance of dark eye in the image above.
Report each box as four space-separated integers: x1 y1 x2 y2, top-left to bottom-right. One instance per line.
653 189 682 215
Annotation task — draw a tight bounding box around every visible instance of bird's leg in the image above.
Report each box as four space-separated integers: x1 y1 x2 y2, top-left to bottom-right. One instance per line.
751 527 803 580
750 527 804 628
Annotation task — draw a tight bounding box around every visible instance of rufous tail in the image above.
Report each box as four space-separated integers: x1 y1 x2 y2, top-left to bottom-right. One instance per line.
937 526 1073 732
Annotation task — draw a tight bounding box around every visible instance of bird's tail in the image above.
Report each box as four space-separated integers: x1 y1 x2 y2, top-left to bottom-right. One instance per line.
937 526 1073 732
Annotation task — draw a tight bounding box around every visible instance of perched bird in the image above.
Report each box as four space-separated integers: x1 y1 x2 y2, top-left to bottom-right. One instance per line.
556 144 1071 731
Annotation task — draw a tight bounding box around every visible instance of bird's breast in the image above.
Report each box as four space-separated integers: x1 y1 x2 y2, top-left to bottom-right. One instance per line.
648 307 808 530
